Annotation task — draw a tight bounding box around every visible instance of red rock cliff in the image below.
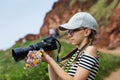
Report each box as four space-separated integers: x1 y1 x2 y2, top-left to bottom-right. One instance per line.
16 0 120 48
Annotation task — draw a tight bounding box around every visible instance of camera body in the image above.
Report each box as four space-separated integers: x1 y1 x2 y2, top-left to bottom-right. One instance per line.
12 36 58 62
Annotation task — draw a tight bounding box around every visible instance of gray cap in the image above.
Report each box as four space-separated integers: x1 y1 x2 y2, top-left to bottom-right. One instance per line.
59 12 98 31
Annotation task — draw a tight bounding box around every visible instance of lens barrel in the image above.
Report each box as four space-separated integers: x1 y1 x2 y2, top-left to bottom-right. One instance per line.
12 36 58 62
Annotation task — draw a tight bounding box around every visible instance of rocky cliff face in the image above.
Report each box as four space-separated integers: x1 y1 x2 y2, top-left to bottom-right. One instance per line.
16 0 120 48
95 1 120 48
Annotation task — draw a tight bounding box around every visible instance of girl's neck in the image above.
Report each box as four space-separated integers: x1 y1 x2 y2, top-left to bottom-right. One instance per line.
78 39 90 50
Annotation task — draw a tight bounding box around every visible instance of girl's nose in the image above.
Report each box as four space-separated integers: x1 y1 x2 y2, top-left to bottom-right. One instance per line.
67 33 73 38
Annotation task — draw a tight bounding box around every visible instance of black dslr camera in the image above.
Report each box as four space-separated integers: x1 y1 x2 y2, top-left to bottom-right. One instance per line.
12 36 60 62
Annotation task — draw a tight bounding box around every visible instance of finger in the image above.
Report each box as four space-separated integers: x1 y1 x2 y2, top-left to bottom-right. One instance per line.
40 50 47 57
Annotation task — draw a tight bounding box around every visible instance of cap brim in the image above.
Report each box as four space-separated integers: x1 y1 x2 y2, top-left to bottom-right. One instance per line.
59 23 80 31
59 23 69 31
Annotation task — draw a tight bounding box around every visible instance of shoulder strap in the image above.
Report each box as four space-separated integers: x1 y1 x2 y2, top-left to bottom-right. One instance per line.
61 48 78 61
60 41 90 62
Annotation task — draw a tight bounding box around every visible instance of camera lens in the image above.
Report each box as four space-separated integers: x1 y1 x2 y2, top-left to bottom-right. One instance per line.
12 47 31 62
12 36 58 62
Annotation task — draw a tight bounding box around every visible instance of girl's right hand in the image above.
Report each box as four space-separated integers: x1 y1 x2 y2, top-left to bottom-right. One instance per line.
40 50 54 63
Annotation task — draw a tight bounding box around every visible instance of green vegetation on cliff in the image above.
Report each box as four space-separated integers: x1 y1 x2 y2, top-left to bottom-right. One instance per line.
88 0 119 25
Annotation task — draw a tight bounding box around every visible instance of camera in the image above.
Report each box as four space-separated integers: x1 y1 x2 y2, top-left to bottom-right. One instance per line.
12 36 59 62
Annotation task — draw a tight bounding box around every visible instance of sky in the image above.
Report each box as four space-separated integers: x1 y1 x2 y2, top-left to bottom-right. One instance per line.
0 0 57 50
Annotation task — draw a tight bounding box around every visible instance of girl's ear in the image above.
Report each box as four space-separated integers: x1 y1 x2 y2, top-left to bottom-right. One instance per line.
84 29 92 37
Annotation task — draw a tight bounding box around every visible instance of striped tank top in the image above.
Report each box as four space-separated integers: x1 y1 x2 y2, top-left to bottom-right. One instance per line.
63 50 99 80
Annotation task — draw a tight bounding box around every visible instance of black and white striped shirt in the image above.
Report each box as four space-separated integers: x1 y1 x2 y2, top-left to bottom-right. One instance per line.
68 53 99 80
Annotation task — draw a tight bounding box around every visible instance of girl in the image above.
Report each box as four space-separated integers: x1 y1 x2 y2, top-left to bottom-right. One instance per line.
41 12 99 80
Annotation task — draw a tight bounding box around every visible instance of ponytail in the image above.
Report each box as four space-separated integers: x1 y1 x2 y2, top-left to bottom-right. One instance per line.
88 30 96 45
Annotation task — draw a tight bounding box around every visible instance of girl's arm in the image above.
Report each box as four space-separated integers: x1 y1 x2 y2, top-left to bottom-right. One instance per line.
48 64 58 80
42 50 73 80
42 46 97 80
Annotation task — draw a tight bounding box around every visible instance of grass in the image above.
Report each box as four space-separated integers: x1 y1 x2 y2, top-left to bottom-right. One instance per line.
0 38 120 80
95 52 120 80
0 37 73 80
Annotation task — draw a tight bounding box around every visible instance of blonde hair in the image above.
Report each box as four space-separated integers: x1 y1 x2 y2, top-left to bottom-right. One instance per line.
88 30 96 45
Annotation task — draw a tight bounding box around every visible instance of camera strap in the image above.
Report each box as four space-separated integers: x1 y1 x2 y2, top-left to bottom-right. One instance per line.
53 38 61 62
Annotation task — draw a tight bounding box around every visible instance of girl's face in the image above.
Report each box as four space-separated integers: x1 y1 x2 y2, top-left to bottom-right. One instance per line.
67 28 86 46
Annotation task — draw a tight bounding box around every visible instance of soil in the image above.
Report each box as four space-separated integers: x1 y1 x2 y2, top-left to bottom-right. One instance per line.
98 47 120 80
98 47 120 56
104 68 120 80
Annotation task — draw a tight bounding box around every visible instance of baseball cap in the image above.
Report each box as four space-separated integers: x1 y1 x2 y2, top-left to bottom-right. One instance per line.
59 12 98 31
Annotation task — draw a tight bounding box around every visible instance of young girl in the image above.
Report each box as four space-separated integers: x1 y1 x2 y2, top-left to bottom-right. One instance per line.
41 12 99 80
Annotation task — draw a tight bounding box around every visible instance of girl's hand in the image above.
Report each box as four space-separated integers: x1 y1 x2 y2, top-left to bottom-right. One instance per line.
41 50 54 63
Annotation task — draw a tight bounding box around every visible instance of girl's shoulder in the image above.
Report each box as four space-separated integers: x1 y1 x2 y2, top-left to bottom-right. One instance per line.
84 45 98 58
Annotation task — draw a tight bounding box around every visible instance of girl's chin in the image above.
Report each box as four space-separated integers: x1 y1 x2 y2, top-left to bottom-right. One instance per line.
71 42 77 46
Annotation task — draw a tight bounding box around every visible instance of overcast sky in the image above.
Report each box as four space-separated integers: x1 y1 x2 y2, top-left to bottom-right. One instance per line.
0 0 57 50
